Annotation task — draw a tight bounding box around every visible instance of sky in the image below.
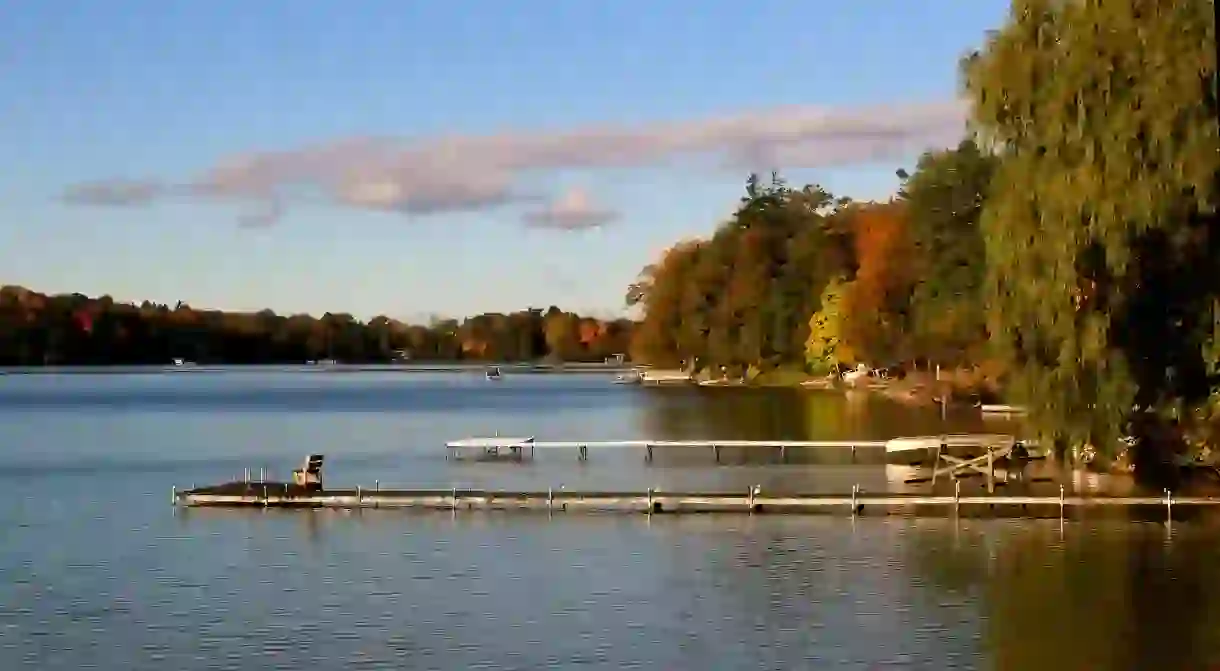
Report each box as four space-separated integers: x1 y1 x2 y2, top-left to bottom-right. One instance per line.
0 0 1011 322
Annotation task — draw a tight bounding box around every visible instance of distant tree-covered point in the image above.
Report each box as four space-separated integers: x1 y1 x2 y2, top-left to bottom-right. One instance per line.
0 286 633 366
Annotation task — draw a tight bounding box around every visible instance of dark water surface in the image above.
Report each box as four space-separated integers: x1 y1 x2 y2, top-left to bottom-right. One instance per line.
2 370 1219 670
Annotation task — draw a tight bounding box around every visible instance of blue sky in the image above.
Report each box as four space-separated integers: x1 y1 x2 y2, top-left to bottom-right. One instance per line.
0 1 1010 322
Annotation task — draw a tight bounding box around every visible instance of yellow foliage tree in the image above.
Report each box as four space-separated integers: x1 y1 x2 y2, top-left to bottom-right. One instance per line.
805 277 855 374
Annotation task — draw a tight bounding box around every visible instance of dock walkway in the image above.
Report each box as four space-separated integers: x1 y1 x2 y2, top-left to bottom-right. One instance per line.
174 480 1218 520
444 437 890 463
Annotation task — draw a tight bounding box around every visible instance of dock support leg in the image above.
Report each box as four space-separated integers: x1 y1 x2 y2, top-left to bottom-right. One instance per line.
262 485 268 507
578 445 588 462
1165 488 1173 523
954 480 960 517
986 448 995 494
172 486 177 506
780 445 787 464
356 485 362 508
1059 485 1065 520
452 487 458 513
647 487 653 516
851 445 856 463
713 445 720 464
645 444 653 464
747 485 755 513
547 487 553 515
851 484 858 517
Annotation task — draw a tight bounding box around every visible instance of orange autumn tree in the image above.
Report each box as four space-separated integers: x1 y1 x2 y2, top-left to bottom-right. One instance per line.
839 200 916 365
627 240 704 367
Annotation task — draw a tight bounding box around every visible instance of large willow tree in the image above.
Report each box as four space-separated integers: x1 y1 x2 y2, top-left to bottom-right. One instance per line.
965 0 1219 477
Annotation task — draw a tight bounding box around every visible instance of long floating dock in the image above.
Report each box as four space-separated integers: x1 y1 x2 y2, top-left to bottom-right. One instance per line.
173 480 1219 520
444 437 892 463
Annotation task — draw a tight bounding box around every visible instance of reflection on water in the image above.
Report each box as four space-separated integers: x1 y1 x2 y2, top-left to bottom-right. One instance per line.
905 519 1220 670
2 372 1219 669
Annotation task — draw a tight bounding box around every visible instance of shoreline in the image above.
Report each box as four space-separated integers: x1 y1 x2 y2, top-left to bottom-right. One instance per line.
0 362 638 376
683 367 1002 408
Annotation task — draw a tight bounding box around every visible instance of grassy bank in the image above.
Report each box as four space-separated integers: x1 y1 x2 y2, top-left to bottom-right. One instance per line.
700 364 1007 407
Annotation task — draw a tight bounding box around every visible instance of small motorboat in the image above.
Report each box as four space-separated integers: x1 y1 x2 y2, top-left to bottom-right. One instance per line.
486 366 503 381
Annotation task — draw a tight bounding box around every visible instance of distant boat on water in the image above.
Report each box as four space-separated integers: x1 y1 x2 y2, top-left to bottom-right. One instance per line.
486 366 503 381
612 372 641 385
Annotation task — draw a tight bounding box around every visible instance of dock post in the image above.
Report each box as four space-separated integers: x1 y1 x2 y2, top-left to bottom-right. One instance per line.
747 485 755 512
1165 488 1173 523
954 480 960 517
851 484 858 516
578 444 588 462
547 487 553 515
647 487 653 515
452 487 458 512
356 485 362 508
262 484 268 507
851 444 856 463
713 445 720 464
1059 485 1065 520
645 444 653 464
172 486 177 506
986 448 995 494
780 444 787 464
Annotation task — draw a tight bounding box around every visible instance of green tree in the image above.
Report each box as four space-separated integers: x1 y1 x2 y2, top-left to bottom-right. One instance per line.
900 139 998 366
965 0 1219 479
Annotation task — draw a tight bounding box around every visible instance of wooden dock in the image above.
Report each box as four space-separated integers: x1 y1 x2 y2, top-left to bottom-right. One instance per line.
173 480 1220 520
444 437 890 463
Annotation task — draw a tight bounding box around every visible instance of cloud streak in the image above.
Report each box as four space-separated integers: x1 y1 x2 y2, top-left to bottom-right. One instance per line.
523 188 617 230
63 99 968 227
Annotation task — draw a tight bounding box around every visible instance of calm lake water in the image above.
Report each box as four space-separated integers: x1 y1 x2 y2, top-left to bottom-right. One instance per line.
2 369 1219 670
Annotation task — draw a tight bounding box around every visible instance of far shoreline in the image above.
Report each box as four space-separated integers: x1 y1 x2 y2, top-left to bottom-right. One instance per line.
0 362 638 376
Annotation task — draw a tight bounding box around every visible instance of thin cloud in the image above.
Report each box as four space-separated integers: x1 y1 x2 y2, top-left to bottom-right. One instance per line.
523 188 617 230
62 99 968 227
62 180 165 206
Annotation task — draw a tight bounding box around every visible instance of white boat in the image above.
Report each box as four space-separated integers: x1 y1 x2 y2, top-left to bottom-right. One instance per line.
841 363 872 386
978 403 1028 416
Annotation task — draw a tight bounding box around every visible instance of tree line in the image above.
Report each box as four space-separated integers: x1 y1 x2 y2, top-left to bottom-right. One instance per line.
0 285 632 365
628 142 996 378
628 0 1218 479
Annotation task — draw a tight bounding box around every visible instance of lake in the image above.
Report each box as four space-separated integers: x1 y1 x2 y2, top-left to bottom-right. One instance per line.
2 369 1218 669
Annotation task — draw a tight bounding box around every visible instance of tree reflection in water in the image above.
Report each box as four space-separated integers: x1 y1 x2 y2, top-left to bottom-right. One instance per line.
905 519 1220 671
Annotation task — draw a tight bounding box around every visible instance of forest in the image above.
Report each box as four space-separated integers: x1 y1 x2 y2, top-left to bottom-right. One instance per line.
0 285 632 365
627 1 1218 473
